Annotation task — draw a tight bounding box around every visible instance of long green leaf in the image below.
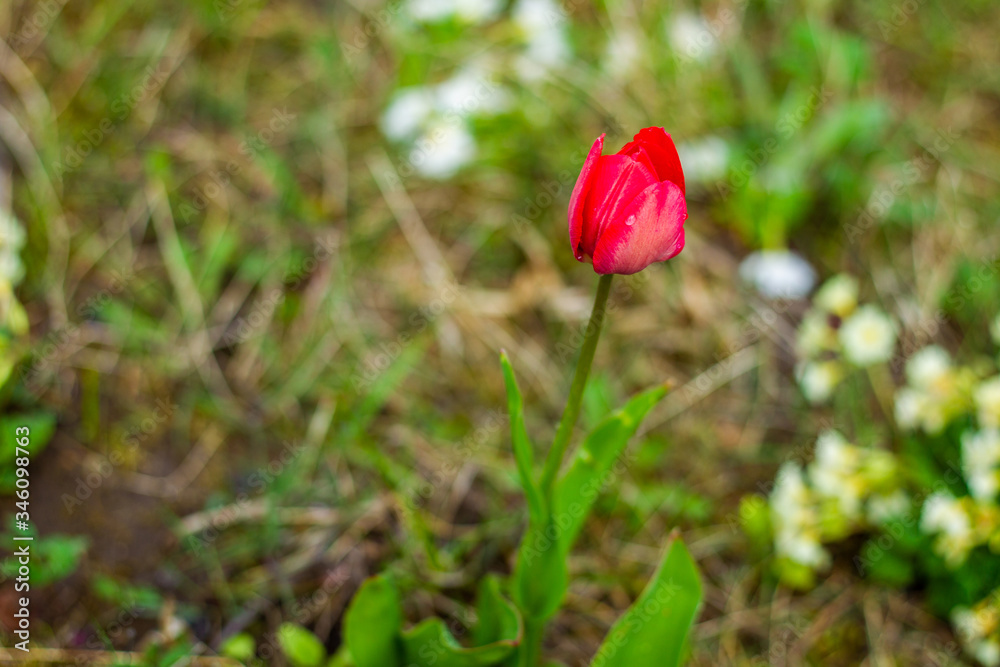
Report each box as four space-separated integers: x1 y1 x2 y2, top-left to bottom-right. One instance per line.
343 575 403 667
553 385 668 556
590 534 702 667
500 351 545 525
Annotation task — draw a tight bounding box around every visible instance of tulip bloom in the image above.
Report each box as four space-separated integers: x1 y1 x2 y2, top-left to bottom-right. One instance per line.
568 127 687 275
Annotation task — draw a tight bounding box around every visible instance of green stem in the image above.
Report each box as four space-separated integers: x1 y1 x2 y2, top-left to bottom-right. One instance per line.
540 273 614 497
520 618 543 667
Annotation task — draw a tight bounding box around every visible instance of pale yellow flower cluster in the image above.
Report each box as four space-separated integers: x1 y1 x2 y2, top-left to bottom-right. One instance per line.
795 274 897 403
780 297 1000 665
920 492 1000 567
769 430 906 583
894 345 977 434
954 590 1000 667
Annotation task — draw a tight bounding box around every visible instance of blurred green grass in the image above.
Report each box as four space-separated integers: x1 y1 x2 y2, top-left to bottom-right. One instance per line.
3 0 1000 664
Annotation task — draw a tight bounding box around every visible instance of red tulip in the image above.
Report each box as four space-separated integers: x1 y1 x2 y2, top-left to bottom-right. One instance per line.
568 127 687 275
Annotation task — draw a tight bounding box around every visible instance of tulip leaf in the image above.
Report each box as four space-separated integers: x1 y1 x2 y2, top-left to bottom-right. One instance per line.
343 575 403 667
471 574 523 649
401 587 522 667
278 624 327 667
500 351 545 525
553 384 668 556
590 534 703 667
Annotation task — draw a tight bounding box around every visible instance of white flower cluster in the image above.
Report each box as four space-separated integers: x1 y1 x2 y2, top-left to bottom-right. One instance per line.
769 430 904 579
380 59 510 179
954 592 1000 667
774 304 1000 665
795 274 898 403
919 492 1000 568
386 0 576 179
917 428 1000 570
894 345 976 434
892 341 1000 569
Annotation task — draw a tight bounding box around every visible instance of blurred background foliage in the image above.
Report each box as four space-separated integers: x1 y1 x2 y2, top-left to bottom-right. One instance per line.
1 0 1000 664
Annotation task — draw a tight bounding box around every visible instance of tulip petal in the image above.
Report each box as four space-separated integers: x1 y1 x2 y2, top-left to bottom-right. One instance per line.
568 134 605 261
580 155 658 258
592 180 686 275
618 127 686 195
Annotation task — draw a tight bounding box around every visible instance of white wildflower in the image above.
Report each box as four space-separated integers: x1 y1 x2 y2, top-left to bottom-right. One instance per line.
381 87 436 141
669 12 718 62
975 376 1000 429
962 430 1000 501
738 250 816 299
676 136 729 182
813 273 858 318
513 0 571 80
921 493 974 566
866 490 910 525
839 305 897 367
922 493 970 536
954 606 982 642
605 30 642 77
798 360 843 404
771 463 829 569
409 121 476 179
810 430 864 518
894 387 925 430
776 530 830 569
796 309 837 358
435 66 509 117
906 345 952 390
0 210 26 286
974 640 1000 667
